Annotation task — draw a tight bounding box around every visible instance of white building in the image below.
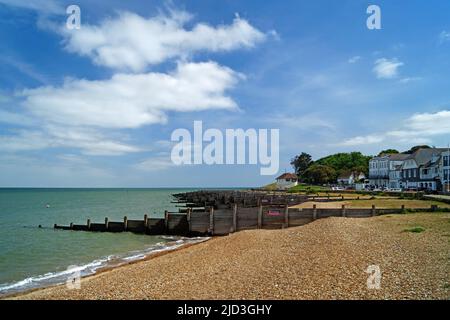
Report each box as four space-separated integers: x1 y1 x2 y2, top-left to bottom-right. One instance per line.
369 155 390 187
440 150 450 193
387 154 410 189
337 171 366 185
275 173 298 190
370 153 409 188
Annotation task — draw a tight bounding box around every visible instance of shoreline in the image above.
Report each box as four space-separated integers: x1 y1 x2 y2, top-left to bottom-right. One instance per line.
1 237 210 299
8 212 450 300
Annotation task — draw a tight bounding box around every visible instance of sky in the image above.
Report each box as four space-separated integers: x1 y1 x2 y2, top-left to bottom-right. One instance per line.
0 0 450 187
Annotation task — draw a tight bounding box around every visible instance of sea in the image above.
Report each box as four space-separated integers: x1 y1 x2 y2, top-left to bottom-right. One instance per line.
0 188 208 296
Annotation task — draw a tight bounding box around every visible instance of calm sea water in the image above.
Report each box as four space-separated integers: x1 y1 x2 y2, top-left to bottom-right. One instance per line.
0 188 201 295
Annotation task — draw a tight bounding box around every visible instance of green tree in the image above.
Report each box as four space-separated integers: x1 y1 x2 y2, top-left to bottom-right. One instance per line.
378 149 399 156
314 152 371 177
303 164 336 184
290 152 313 180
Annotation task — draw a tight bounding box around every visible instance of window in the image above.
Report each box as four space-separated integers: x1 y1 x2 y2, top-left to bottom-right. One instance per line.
444 156 449 167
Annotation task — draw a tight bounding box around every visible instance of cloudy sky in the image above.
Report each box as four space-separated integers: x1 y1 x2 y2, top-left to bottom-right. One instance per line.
1 0 450 187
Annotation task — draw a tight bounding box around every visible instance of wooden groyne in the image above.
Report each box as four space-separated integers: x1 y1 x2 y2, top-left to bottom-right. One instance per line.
54 190 443 237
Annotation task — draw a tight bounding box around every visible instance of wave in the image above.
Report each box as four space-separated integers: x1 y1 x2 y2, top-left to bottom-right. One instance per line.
0 236 209 296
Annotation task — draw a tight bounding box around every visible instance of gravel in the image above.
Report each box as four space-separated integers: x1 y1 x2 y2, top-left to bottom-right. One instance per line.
8 213 450 300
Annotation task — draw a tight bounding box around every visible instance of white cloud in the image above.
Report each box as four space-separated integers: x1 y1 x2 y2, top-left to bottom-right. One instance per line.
0 127 141 156
399 77 421 84
0 55 49 84
338 135 384 146
0 110 36 126
373 58 403 79
269 114 335 130
348 56 361 64
339 110 450 146
21 61 240 129
439 31 450 44
135 156 175 172
62 11 267 72
0 0 63 14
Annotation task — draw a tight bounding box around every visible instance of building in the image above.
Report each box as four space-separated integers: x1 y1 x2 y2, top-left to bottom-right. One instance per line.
387 153 410 189
337 171 366 185
275 173 298 190
440 150 450 193
400 148 447 191
369 155 389 187
369 154 406 188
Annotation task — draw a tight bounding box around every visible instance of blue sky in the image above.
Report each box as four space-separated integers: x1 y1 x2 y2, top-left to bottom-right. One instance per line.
1 0 450 187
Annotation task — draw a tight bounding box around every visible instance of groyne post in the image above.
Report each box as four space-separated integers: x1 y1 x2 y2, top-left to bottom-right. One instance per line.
187 208 192 233
313 204 317 220
164 210 168 232
124 216 128 231
209 207 215 235
70 222 73 230
144 214 148 228
401 204 405 213
105 217 109 230
284 204 289 228
371 205 376 217
232 204 237 232
87 219 91 230
341 204 346 217
257 205 263 229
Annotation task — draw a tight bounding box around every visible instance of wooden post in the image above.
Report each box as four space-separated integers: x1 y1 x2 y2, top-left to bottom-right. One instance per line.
401 204 405 213
124 216 128 231
357 196 360 200
371 205 376 216
187 208 192 233
70 222 73 229
105 217 109 230
164 210 168 232
209 207 214 235
342 195 344 201
233 203 237 232
341 204 346 217
284 204 289 228
143 214 148 228
257 205 263 229
313 204 317 220
87 219 91 230
431 204 438 212
53 223 57 229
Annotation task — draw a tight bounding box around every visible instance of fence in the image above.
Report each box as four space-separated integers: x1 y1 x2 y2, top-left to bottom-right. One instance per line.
54 203 441 237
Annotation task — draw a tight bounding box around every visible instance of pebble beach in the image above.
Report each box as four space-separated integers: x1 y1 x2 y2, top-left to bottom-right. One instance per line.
8 213 450 300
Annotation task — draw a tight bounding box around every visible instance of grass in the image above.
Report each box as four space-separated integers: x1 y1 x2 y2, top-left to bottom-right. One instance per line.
262 183 278 191
291 199 450 209
288 184 329 194
403 226 426 233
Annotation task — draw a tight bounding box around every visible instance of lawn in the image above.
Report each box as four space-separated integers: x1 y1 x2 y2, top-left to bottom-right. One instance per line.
287 184 329 193
290 198 450 209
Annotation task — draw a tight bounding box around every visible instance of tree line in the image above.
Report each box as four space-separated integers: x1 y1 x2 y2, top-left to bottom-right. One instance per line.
290 146 430 185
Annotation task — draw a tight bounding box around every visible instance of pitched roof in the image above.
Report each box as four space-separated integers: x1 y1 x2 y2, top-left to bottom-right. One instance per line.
387 153 410 161
407 148 447 166
276 173 298 180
